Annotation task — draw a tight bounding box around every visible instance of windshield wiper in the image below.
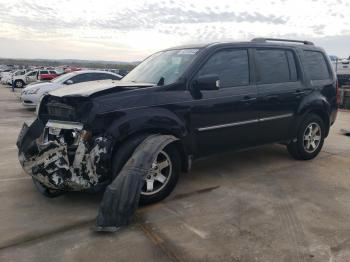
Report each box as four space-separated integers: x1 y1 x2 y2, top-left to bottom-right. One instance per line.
157 77 165 86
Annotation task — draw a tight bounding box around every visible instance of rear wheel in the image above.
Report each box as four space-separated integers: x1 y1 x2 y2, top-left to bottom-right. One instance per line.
287 114 325 160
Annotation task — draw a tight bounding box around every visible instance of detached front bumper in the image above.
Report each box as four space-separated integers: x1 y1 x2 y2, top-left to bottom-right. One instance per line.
17 119 113 191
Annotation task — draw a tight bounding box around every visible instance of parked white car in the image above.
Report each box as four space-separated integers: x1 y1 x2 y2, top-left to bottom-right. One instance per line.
7 69 30 86
20 70 122 108
11 70 38 88
0 70 14 84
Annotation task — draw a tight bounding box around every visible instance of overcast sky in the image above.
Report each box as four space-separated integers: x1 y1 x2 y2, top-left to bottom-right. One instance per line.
0 0 349 61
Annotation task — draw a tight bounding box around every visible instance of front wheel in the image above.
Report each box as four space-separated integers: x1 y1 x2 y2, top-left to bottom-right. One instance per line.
14 80 24 88
111 137 181 205
140 145 180 205
287 114 325 160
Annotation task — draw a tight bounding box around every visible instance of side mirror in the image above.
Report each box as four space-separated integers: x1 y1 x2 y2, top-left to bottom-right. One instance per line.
194 74 220 91
65 79 74 85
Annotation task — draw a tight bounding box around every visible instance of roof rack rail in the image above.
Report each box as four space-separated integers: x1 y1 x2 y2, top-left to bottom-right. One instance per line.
251 38 314 45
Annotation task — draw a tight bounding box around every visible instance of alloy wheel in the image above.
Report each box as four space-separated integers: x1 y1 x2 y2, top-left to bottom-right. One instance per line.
141 150 172 196
303 122 322 153
15 81 23 88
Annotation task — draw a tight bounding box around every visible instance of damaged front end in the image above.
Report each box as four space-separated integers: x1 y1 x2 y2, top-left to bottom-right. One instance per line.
17 118 113 192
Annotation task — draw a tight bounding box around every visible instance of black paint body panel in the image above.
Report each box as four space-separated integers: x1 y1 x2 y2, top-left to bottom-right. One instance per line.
38 41 338 159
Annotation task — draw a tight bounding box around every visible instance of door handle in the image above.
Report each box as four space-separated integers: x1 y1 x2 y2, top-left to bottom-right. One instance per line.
294 89 303 94
241 96 256 103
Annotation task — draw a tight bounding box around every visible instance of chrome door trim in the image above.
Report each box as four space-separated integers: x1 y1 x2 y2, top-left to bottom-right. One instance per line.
197 113 293 132
259 113 293 122
197 119 259 131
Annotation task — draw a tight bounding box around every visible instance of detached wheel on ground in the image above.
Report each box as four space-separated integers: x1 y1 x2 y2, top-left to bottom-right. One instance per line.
111 135 181 205
287 113 325 160
32 177 65 198
14 80 24 88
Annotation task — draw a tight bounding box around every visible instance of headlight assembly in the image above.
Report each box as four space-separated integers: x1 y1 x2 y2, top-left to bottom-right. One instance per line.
27 88 40 94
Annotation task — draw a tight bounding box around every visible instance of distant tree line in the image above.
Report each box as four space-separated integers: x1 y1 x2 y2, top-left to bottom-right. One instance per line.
0 58 137 71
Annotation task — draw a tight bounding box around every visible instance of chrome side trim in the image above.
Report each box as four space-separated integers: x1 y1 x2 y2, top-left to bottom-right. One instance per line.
197 119 259 131
197 113 293 132
259 113 293 122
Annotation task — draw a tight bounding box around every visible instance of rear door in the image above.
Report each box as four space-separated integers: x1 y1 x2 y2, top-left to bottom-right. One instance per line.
190 48 259 155
254 48 306 143
26 71 38 83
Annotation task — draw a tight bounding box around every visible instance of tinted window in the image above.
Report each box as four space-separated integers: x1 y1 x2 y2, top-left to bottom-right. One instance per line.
101 73 121 80
15 70 25 76
88 73 118 81
28 71 37 76
303 51 330 80
198 49 249 88
256 49 298 84
70 74 90 84
286 51 298 81
49 71 56 74
40 70 48 74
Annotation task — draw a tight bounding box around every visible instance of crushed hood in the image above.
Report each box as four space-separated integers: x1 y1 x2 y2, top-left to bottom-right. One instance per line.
49 79 155 97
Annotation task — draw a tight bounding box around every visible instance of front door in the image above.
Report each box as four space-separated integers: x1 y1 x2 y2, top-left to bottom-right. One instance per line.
190 48 259 156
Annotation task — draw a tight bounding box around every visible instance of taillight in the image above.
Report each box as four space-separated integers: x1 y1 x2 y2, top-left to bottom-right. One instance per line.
336 79 340 105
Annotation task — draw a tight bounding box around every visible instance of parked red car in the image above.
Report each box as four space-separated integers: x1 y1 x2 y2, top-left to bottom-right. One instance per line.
37 70 58 81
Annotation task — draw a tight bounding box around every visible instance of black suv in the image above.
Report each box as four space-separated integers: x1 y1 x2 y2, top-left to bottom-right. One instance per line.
17 38 338 204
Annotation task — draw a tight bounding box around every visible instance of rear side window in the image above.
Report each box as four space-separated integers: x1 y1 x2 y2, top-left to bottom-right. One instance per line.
89 73 121 81
40 70 48 74
303 51 330 80
256 49 298 84
198 49 249 88
49 71 56 74
103 73 121 80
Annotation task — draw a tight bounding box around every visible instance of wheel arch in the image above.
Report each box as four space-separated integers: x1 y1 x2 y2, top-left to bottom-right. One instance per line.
296 98 331 137
105 109 192 173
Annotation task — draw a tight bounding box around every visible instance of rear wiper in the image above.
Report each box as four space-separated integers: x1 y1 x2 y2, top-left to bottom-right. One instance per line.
157 77 165 86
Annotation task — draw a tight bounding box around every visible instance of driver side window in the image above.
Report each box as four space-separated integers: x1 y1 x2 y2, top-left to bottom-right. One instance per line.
197 49 250 88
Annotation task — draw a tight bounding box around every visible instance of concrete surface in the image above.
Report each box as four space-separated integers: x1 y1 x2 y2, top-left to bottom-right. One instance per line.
0 84 350 262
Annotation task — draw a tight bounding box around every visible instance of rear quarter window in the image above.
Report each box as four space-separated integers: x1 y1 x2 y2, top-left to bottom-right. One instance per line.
303 51 330 80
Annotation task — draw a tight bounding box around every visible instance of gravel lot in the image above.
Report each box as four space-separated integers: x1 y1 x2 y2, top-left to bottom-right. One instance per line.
0 84 350 262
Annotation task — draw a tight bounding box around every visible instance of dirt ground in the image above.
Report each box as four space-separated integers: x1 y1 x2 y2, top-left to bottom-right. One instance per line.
0 84 350 262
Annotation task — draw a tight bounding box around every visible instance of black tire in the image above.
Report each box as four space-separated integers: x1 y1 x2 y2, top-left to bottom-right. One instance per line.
111 134 151 180
32 177 65 198
111 135 181 205
14 80 24 88
287 113 325 160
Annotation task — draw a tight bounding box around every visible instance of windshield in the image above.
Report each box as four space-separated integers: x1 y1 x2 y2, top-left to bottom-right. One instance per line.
122 48 199 85
50 72 75 83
